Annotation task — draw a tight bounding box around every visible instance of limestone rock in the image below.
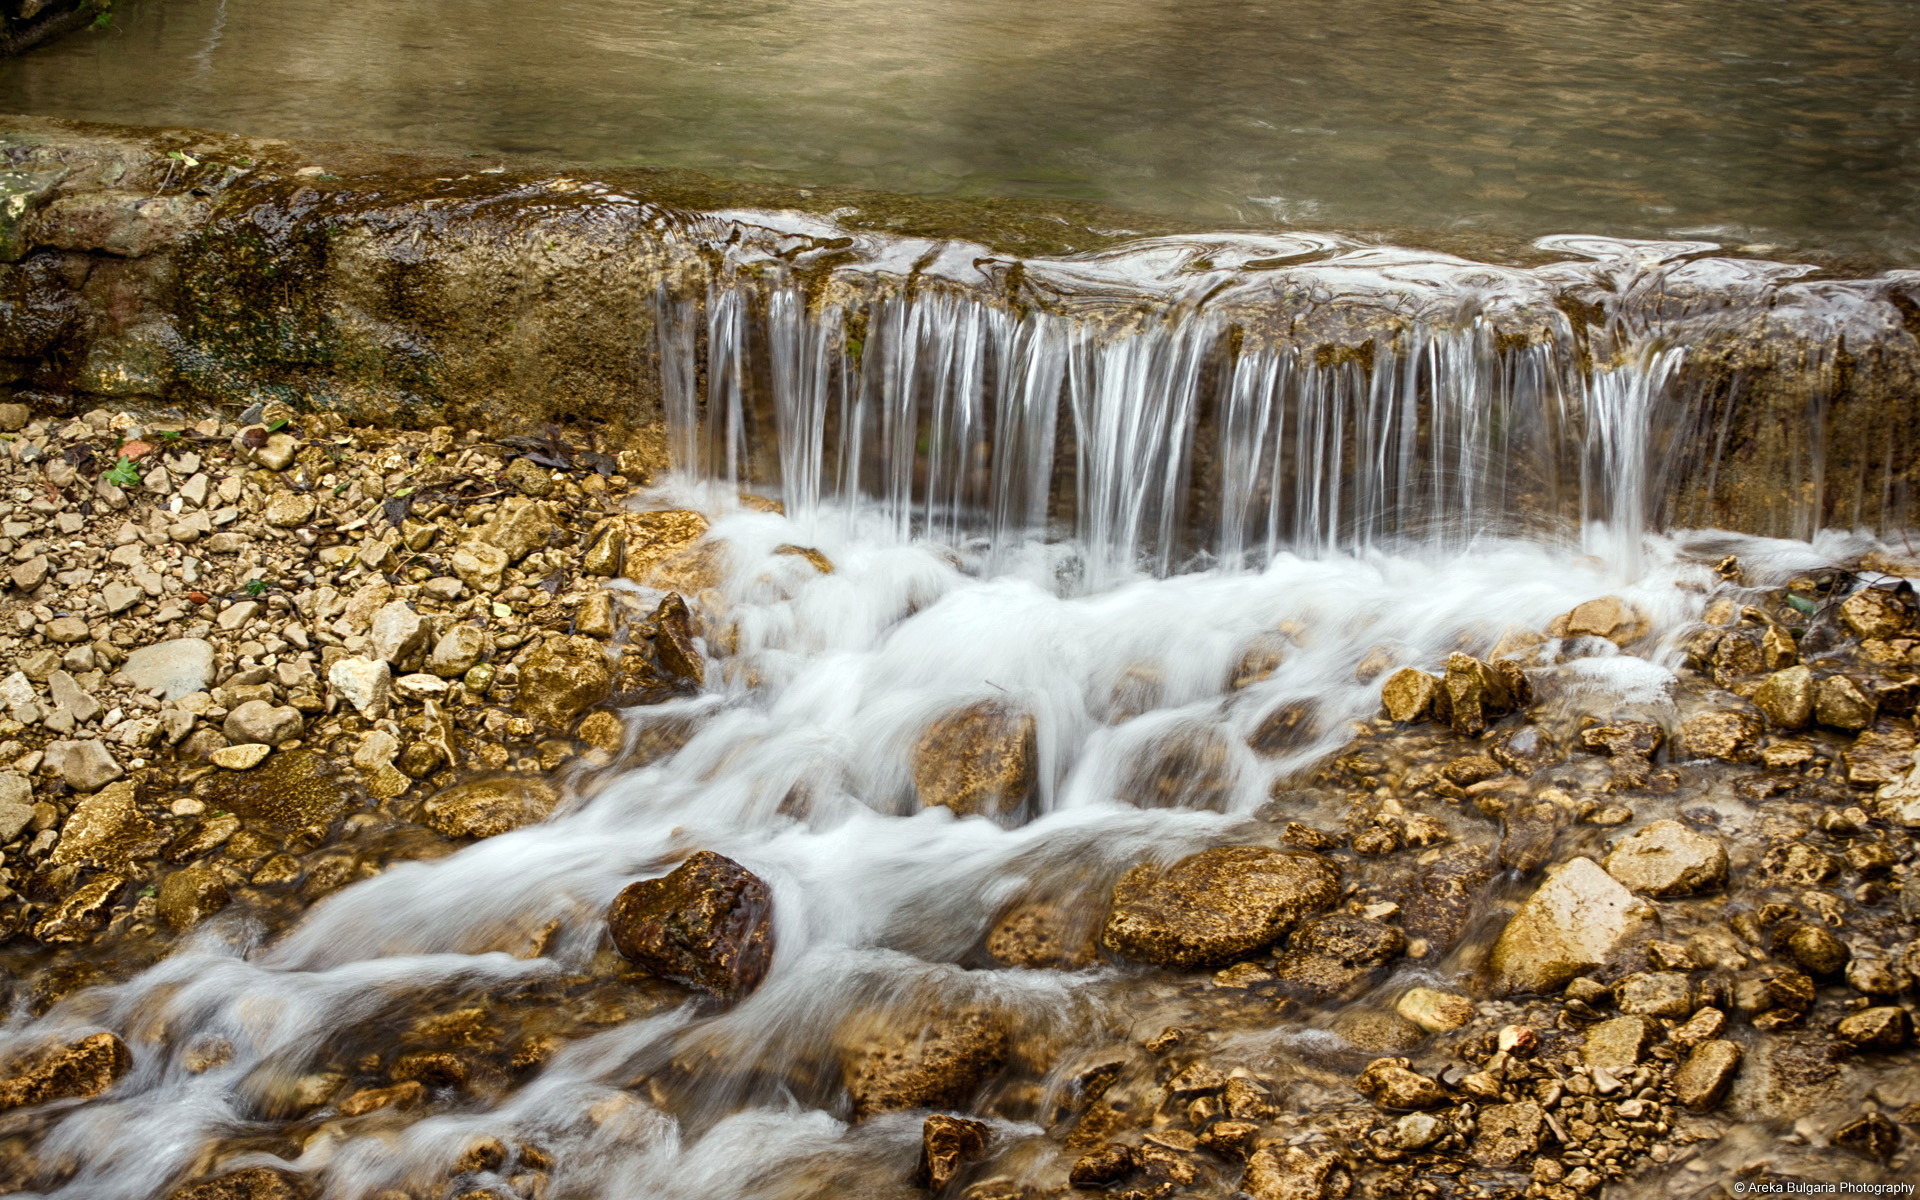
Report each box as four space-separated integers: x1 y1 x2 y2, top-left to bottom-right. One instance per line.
1442 652 1526 736
50 779 161 869
1102 845 1340 968
836 1006 1008 1119
1838 588 1912 640
1240 1146 1351 1200
0 1032 132 1112
1069 1144 1136 1189
264 491 315 528
450 542 509 593
1394 987 1472 1033
158 866 231 931
1672 1040 1740 1111
616 509 711 584
1678 710 1763 762
1602 819 1727 896
1561 596 1648 645
210 743 272 770
1381 667 1442 723
984 899 1098 969
1814 674 1877 731
34 874 126 942
45 737 124 792
1273 913 1406 1001
1837 1006 1912 1052
1473 1101 1544 1167
911 700 1037 819
202 750 349 829
1751 665 1813 730
1613 971 1693 1018
421 776 559 839
607 850 775 998
428 624 487 677
916 1114 989 1190
649 592 704 687
1774 921 1850 976
518 635 611 727
1354 1057 1448 1109
328 656 392 719
1582 1015 1653 1069
472 497 558 564
166 1166 306 1200
46 615 90 643
368 600 427 666
1490 857 1651 994
223 699 303 747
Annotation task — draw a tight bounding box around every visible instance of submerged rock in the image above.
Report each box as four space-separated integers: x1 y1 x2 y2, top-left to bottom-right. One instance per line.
1355 1057 1448 1109
518 635 611 728
917 1113 990 1190
1678 710 1763 761
1101 845 1340 968
1240 1146 1351 1200
1602 819 1727 896
911 700 1037 819
607 850 775 998
0 1031 131 1112
836 1007 1008 1119
421 776 559 839
166 1166 307 1200
1752 665 1814 729
1490 857 1651 994
1672 1040 1741 1111
203 750 348 829
984 898 1098 969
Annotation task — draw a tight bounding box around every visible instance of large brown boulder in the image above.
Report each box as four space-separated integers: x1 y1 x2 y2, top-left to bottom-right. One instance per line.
836 1007 1009 1119
608 851 775 999
1101 845 1340 968
0 1031 131 1112
911 700 1037 819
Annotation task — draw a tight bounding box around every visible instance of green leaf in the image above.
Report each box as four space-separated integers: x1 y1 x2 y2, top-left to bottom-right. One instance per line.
104 456 141 489
267 418 289 432
1786 594 1817 615
245 579 268 597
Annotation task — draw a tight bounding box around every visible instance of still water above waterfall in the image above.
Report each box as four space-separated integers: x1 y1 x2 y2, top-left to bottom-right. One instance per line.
4 0 1920 260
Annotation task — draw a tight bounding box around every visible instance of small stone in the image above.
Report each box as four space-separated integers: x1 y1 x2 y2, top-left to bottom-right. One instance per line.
45 615 90 644
421 776 559 839
1582 1015 1653 1069
1669 1006 1727 1048
912 700 1037 818
1473 1100 1544 1167
1776 922 1850 976
428 624 487 677
1672 1040 1741 1111
1390 1111 1446 1150
518 636 611 727
576 710 626 754
394 673 447 701
252 432 298 471
1603 819 1727 896
608 850 775 998
223 700 302 747
216 600 260 632
576 590 616 639
101 581 143 614
119 637 215 699
1833 1112 1902 1162
1394 986 1473 1033
1838 588 1912 639
264 491 315 528
1354 1057 1448 1109
1381 667 1442 722
837 1006 1008 1120
1814 675 1877 731
44 737 124 792
210 743 272 770
1612 971 1693 1018
1678 710 1763 761
1069 1144 1136 1189
368 601 427 666
1240 1146 1349 1200
1837 1006 1912 1052
10 555 48 592
451 542 509 593
917 1113 989 1191
1751 665 1814 730
158 866 230 930
502 457 553 496
328 656 392 719
1490 856 1651 995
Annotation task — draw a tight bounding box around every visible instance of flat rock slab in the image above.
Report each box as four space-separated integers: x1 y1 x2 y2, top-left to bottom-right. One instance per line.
1102 845 1341 968
1491 856 1651 995
118 637 215 700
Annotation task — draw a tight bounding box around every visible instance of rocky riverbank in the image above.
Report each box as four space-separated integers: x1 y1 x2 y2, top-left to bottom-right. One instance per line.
0 399 1912 1200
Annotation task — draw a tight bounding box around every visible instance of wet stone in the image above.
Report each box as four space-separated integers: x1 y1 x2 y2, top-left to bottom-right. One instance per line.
1240 1146 1350 1200
1603 819 1727 896
1837 1006 1912 1052
1672 1040 1741 1112
1473 1100 1544 1167
1752 665 1814 730
917 1113 990 1191
1582 1015 1654 1069
158 866 230 931
1490 856 1651 995
1832 1112 1901 1162
1815 674 1878 731
912 699 1037 819
607 850 774 998
1775 921 1850 976
1679 710 1763 761
1070 1144 1137 1189
422 776 559 840
0 1031 132 1112
517 635 611 728
1354 1056 1448 1109
1394 986 1472 1033
837 1007 1008 1120
1101 845 1340 968
204 750 348 829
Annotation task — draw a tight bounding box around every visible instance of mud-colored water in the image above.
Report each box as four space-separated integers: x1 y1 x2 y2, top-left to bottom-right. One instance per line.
5 0 1920 260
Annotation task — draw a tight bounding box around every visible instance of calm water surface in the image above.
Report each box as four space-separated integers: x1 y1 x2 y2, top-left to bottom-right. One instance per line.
3 0 1918 258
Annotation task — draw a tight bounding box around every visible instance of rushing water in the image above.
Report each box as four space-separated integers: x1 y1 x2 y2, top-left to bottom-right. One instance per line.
5 0 1920 260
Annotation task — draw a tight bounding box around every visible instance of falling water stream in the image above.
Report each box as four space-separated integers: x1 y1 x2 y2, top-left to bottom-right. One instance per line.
0 198 1912 1198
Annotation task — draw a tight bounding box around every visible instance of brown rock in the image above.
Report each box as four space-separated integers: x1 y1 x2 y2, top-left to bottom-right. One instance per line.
1814 675 1877 731
1672 1040 1741 1111
1837 1005 1912 1052
1273 913 1405 1001
649 592 705 687
1240 1146 1351 1200
1472 1100 1544 1167
984 899 1097 969
472 497 558 564
837 1007 1008 1119
1833 1112 1902 1162
1562 596 1648 645
1069 1144 1137 1189
911 700 1037 820
422 777 560 840
1678 710 1763 761
203 750 348 829
1399 844 1494 953
1602 819 1727 896
1751 665 1814 730
34 875 127 943
1101 846 1340 968
158 867 231 931
0 1032 132 1112
1354 1057 1448 1109
1838 588 1913 640
1490 857 1651 995
616 509 711 583
1582 1015 1653 1069
1442 653 1524 736
50 780 163 871
166 1167 307 1200
518 635 611 727
608 851 775 998
1775 921 1850 976
1131 725 1237 809
917 1113 989 1190
1380 668 1442 723
1394 987 1472 1033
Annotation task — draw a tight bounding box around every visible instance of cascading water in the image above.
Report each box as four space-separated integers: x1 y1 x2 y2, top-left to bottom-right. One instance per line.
2 219 1916 1200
